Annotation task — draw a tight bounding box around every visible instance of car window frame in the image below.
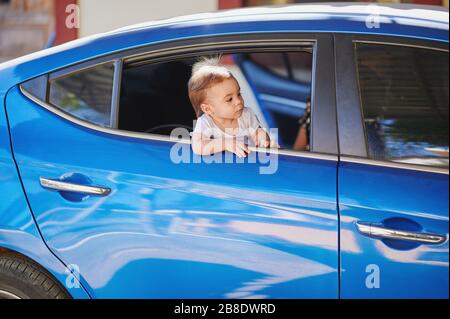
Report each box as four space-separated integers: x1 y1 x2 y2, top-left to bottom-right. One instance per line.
335 33 449 175
20 32 338 160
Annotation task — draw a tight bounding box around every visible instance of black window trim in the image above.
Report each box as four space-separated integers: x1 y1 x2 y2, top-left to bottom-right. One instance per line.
20 32 338 161
335 33 449 175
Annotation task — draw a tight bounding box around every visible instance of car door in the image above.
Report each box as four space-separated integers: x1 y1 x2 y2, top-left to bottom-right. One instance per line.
7 33 340 298
335 34 449 298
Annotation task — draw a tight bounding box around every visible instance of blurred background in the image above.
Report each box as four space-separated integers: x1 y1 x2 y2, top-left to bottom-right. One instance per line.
0 0 448 63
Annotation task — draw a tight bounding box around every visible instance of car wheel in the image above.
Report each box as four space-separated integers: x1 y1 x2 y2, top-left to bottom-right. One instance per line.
0 252 71 299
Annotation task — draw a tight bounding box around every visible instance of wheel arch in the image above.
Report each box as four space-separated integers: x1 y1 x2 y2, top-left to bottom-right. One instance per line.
0 237 91 299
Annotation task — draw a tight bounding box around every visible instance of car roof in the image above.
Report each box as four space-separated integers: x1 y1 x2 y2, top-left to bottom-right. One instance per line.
0 2 448 93
108 2 449 35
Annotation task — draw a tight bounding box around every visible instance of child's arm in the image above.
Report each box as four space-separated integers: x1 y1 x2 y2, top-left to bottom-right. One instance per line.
192 133 250 158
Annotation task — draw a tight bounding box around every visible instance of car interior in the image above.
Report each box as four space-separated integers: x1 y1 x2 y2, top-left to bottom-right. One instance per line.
119 59 197 136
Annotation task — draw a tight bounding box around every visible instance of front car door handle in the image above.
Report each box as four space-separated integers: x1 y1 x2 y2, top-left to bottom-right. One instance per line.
356 221 447 245
39 177 111 196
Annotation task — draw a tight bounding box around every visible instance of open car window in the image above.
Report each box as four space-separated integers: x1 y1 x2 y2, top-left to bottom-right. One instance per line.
119 50 313 151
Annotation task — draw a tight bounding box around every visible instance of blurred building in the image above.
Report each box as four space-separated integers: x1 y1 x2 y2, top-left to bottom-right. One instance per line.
0 0 53 62
73 0 450 39
0 0 448 63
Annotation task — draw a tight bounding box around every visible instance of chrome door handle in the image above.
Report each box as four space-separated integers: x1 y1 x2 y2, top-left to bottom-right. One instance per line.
39 177 111 196
356 221 447 245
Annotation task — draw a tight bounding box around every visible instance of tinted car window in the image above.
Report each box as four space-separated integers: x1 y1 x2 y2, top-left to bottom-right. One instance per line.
355 43 449 168
21 74 48 102
49 63 115 127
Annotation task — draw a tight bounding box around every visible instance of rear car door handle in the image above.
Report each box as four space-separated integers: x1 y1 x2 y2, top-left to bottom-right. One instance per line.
39 177 111 196
356 221 447 245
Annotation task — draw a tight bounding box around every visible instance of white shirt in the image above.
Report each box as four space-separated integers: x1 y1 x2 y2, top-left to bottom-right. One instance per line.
192 107 262 146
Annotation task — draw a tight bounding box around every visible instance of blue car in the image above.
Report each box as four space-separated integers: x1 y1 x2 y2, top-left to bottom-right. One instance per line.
0 3 448 299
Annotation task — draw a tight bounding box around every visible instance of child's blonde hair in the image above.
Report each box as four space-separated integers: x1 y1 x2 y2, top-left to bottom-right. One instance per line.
188 56 234 117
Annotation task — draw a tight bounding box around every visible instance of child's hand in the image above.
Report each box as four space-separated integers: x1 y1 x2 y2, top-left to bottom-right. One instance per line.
224 137 250 158
254 128 271 148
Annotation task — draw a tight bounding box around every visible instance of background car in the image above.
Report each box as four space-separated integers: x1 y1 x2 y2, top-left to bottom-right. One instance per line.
0 3 448 299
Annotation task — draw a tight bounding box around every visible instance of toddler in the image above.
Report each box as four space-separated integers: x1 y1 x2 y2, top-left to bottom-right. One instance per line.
188 58 272 158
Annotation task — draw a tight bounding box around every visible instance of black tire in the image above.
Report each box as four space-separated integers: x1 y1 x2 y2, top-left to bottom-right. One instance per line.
0 252 71 299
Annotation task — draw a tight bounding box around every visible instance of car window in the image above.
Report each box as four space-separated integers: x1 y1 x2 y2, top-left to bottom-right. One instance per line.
287 51 312 83
21 74 48 102
247 51 313 85
48 63 115 127
237 51 313 149
119 50 313 151
355 43 449 168
248 52 289 79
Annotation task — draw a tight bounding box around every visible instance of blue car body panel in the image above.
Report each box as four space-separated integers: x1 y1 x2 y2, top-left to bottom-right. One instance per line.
0 3 448 298
0 92 89 299
339 163 449 298
6 86 338 298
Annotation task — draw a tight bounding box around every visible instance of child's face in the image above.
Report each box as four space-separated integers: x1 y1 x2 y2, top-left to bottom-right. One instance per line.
201 77 244 121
